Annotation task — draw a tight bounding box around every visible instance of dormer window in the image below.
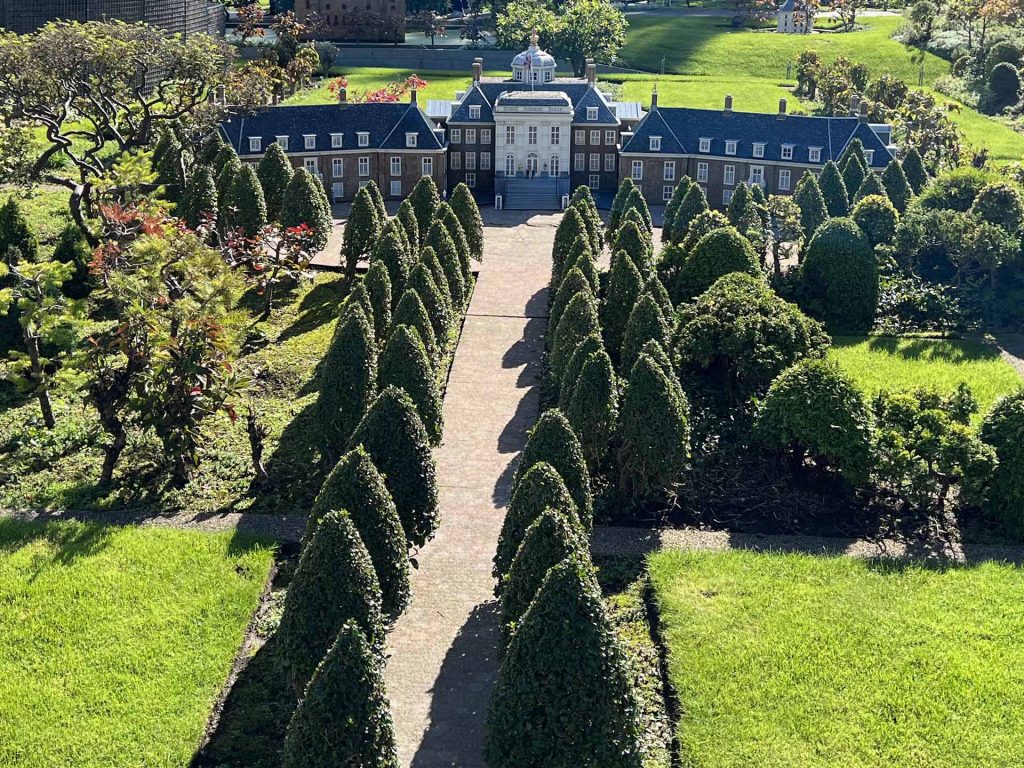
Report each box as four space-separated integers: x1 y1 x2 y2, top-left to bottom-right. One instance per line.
864 149 874 165
587 107 599 121
725 140 738 156
249 137 262 153
276 136 289 151
514 70 523 81
544 70 553 82
331 133 344 149
406 132 418 148
781 144 794 160
753 142 765 158
357 132 370 147
809 146 822 162
649 136 661 151
469 105 481 119
699 137 711 153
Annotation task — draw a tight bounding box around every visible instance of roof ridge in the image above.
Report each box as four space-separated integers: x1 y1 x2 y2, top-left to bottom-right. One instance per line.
654 108 686 154
380 103 413 147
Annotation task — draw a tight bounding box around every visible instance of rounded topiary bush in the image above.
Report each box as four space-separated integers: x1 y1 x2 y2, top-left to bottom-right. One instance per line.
484 557 644 768
308 447 410 616
678 209 730 255
514 409 593 528
494 461 579 585
987 61 1021 112
282 622 399 768
392 288 438 365
970 181 1024 231
852 194 899 248
675 226 762 302
349 386 440 548
799 217 879 333
277 510 383 695
567 349 619 470
379 323 443 445
754 358 874 483
620 292 670 376
980 391 1024 537
499 509 588 649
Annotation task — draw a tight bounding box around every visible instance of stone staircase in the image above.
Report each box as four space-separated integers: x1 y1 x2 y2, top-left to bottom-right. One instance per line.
504 177 561 210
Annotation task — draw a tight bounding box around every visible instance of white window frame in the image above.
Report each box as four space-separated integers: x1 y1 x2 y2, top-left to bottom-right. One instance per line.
605 130 617 146
421 157 433 177
332 158 344 178
465 152 476 170
723 188 733 205
528 126 538 145
331 133 343 149
589 154 600 172
358 156 370 177
697 161 709 183
864 149 875 165
469 105 481 119
650 136 662 152
304 157 318 175
550 126 560 146
779 169 792 191
809 147 822 163
724 164 735 186
466 172 477 188
304 134 316 150
587 106 599 121
249 136 262 153
699 137 711 153
276 135 289 151
589 130 601 146
506 126 516 145
390 156 402 176
574 153 585 171
466 128 477 144
450 152 461 170
725 140 738 156
631 160 643 181
390 180 402 197
781 144 794 160
664 160 675 181
604 153 616 172
588 174 600 190
331 181 344 201
450 128 462 144
753 142 766 158
750 165 765 186
357 132 370 148
663 185 674 202
406 133 418 149
575 129 585 145
481 129 492 144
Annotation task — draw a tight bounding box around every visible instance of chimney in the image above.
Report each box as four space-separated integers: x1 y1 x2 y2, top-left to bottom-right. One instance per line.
586 58 596 85
777 98 787 119
859 100 869 123
849 93 860 117
724 94 733 114
650 85 658 110
216 83 226 105
472 58 482 83
337 85 347 104
272 89 280 106
410 87 418 106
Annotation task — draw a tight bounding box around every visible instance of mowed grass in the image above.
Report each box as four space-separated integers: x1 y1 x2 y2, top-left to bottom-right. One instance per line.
649 549 1024 768
0 519 275 768
283 68 490 106
829 336 1022 419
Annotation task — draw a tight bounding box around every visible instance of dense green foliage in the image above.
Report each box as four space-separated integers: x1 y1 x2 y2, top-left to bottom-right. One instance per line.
550 291 600 382
620 292 670 375
410 176 440 241
182 165 218 231
819 161 850 217
379 323 443 445
800 218 879 332
408 257 452 343
392 288 438 365
281 168 332 252
451 183 484 262
793 171 828 241
881 159 913 213
343 186 383 280
675 226 762 301
257 142 294 221
980 391 1024 536
364 260 393 342
372 229 413 308
566 349 619 470
514 409 592 529
601 252 643 366
316 304 377 462
852 194 899 248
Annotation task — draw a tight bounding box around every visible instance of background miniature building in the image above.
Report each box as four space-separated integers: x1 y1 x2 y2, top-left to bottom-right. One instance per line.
777 0 814 34
0 0 226 36
291 0 405 44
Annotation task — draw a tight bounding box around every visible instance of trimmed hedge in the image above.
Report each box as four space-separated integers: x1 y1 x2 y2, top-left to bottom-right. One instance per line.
558 332 605 411
372 228 413 309
349 386 440 548
514 409 593 529
548 267 593 353
364 260 393 341
282 168 333 253
661 177 692 244
669 183 709 246
902 147 928 195
437 202 474 288
379 323 443 445
410 175 440 241
550 290 601 383
257 141 293 221
408 257 452 344
842 155 866 205
620 292 670 376
607 177 637 237
799 217 879 333
451 182 485 261
567 349 619 470
570 185 604 254
853 171 886 204
675 226 762 302
420 244 453 309
392 288 438 365
980 391 1024 537
601 251 643 367
679 209 730 254
852 194 899 248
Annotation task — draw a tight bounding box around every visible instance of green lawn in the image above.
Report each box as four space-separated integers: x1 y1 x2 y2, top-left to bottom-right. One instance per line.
284 68 489 107
829 336 1021 419
649 549 1024 768
0 186 72 256
0 519 274 768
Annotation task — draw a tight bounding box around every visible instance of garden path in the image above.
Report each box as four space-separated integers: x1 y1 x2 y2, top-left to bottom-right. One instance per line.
383 209 559 767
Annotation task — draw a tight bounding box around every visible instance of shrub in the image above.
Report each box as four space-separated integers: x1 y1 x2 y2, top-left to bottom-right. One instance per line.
622 187 653 234
917 166 992 212
397 198 420 253
620 292 670 375
548 267 592 353
987 61 1020 112
366 179 387 222
558 332 604 410
980 391 1024 537
451 182 484 262
563 237 599 293
601 251 643 366
425 221 467 310
308 447 410 616
182 165 218 230
881 159 913 213
567 349 619 469
755 359 874 483
901 148 929 195
793 171 829 241
410 175 440 241
800 217 879 332
349 385 440 547
379 323 443 445
552 207 589 292
819 161 849 217
408 258 452 343
154 132 185 204
0 199 38 262
853 171 887 204
364 261 392 341
343 186 382 280
669 183 709 246
484 557 644 768
316 304 376 463
51 224 92 299
842 155 866 205
281 622 399 768
661 177 692 244
644 274 673 320
679 209 730 254
437 202 474 287
392 288 438 365
282 168 332 252
257 141 293 221
494 461 579 584
277 510 383 694
986 39 1022 75
499 510 588 648
618 353 690 501
372 227 413 308
970 181 1024 231
613 219 653 277
215 160 241 227
420 244 453 308
672 273 828 404
514 409 593 528
607 177 637 237
550 290 600 382
838 137 868 172
852 194 899 248
675 226 762 302
570 185 604 254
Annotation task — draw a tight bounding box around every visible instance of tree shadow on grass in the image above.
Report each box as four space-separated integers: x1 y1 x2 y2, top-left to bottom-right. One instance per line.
832 335 1003 364
0 517 115 569
277 278 349 345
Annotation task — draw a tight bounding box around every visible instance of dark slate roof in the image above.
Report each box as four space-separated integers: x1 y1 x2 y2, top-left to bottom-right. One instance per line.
572 86 619 125
621 106 893 167
220 103 444 154
448 84 495 124
447 80 621 124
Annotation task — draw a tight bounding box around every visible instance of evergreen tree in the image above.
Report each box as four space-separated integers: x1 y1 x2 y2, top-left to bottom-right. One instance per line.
750 182 770 227
343 186 382 281
316 304 377 463
612 219 653 276
550 290 601 382
182 165 218 230
570 185 604 253
364 260 393 341
371 229 413 309
601 251 644 367
51 224 91 299
397 198 421 254
567 349 619 470
618 352 691 501
484 558 645 768
425 221 467 310
224 164 268 237
669 183 709 246
451 182 485 262
819 161 849 217
155 133 185 205
842 154 866 204
881 159 913 213
349 385 440 547
902 147 928 194
282 623 399 768
675 226 762 302
379 323 443 445
257 141 294 221
307 447 410 616
644 274 673 321
0 199 38 262
800 217 878 332
212 143 237 178
620 292 670 375
410 175 440 241
392 288 438 364
679 209 731 253
215 155 241 205
514 409 593 528
621 186 653 234
726 182 755 227
366 179 388 222
793 171 829 241
282 168 333 252
548 267 593 355
199 131 227 166
408 259 452 343
437 202 474 288
351 281 375 339
607 177 637 237
838 137 868 171
853 171 887 204
661 177 692 244
563 236 599 293
558 332 605 411
421 245 453 308
551 207 589 293
277 510 383 694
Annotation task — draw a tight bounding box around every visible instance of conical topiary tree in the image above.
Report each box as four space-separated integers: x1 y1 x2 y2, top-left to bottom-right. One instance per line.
661 177 692 244
550 290 600 382
558 332 605 411
224 164 268 237
212 143 237 178
364 260 392 341
901 147 928 194
853 171 887 204
551 207 589 294
726 181 755 227
282 167 333 252
199 131 227 166
669 183 709 246
451 182 484 262
514 409 592 528
420 244 453 308
350 281 375 341
639 338 673 381
155 133 185 205
819 161 849 217
408 258 452 344
612 219 653 277
618 352 691 501
282 622 399 768
277 510 384 694
397 198 421 254
842 155 866 205
183 165 218 230
799 216 878 332
563 237 599 293
621 186 653 234
307 447 410 616
620 292 670 375
644 274 673 321
0 199 38 262
366 179 387 222
51 223 91 299
601 251 643 367
437 202 474 288
881 159 913 213
392 288 438 366
372 227 413 309
607 177 637 237
379 323 443 445
499 509 589 648
425 221 466 310
567 349 619 470
675 226 762 302
410 175 440 241
349 385 440 547
838 137 868 172
793 170 829 242
257 141 294 221
343 185 382 281
484 557 645 768
570 185 604 254
316 304 377 463
548 267 592 354
215 155 241 224
494 461 579 584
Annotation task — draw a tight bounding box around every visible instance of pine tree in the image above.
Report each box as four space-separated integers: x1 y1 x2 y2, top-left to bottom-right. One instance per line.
563 236 599 293
182 165 218 230
282 623 399 768
410 175 440 241
901 147 928 194
620 292 670 375
277 510 384 695
669 182 709 246
819 161 849 217
559 332 605 411
793 171 829 241
364 260 392 341
842 155 866 205
366 179 388 222
155 133 185 205
621 186 653 234
853 171 887 204
420 244 453 308
392 288 438 364
601 251 643 367
612 219 653 277
408 258 452 343
308 446 410 616
661 177 692 244
567 349 619 470
51 224 91 299
881 159 913 213
451 182 485 262
282 168 333 252
551 207 589 293
838 137 868 171
548 267 593 356
349 386 440 547
550 290 601 382
257 141 294 221
0 199 39 262
224 164 268 237
215 154 241 203
484 558 644 768
343 186 382 281
570 185 605 253
316 304 377 463
371 228 413 309
425 221 467 310
199 131 227 166
607 177 637 237
379 323 443 445
514 409 593 528
397 198 421 254
212 143 237 178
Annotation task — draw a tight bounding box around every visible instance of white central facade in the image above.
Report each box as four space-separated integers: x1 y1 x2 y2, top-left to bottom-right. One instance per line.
493 92 573 179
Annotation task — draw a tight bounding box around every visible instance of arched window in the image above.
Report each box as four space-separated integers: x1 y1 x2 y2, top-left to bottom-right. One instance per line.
550 155 560 177
505 154 515 176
